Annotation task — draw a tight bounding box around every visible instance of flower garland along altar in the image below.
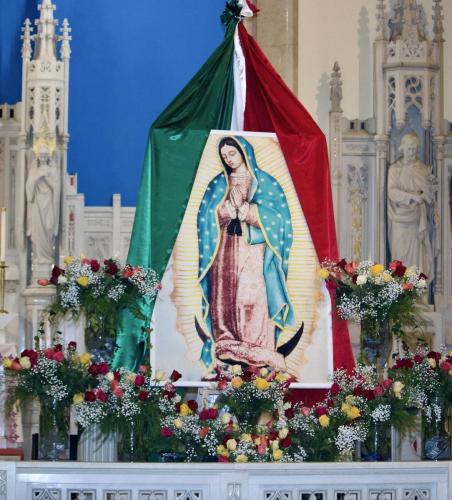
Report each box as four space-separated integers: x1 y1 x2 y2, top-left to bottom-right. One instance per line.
2 258 451 463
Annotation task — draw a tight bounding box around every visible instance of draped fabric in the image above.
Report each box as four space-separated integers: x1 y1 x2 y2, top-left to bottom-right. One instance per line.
111 21 237 371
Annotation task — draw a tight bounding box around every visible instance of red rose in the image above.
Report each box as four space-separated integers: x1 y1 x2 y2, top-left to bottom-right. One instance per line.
134 374 145 386
330 383 341 396
394 263 407 277
336 259 347 270
175 402 181 413
187 400 198 412
199 409 209 421
373 386 384 398
403 283 414 291
440 361 452 373
284 408 295 419
414 354 423 364
84 391 96 402
419 273 428 280
50 266 64 285
97 362 110 375
353 386 365 397
170 370 182 382
160 427 173 438
54 344 63 352
43 347 54 359
96 389 108 402
207 408 218 419
218 455 229 463
326 280 338 292
88 364 98 376
113 371 121 381
382 378 393 390
90 260 100 272
280 437 292 449
163 390 175 399
52 351 64 362
199 427 209 438
222 434 232 446
315 407 328 417
104 260 119 276
269 431 278 441
21 349 38 367
389 260 402 271
217 379 228 391
427 351 442 362
138 391 149 401
363 389 375 401
67 341 77 351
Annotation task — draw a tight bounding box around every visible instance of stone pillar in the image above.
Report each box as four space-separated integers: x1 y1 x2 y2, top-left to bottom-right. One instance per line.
22 285 55 349
245 0 298 93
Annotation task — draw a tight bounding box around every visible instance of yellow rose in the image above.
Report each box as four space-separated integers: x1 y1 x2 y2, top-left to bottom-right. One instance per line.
179 403 191 417
259 367 269 377
19 356 31 369
76 276 89 287
2 358 12 369
154 370 166 382
255 377 270 391
231 376 243 389
226 439 237 451
319 414 330 427
216 445 229 457
383 272 392 282
236 454 248 463
174 418 183 429
278 428 289 439
125 373 136 384
318 268 330 279
79 352 91 365
275 372 288 383
347 406 361 420
272 449 284 461
448 350 452 358
241 433 252 442
73 393 84 405
254 437 261 445
370 264 384 277
271 440 280 450
341 402 351 414
231 365 242 375
64 255 74 265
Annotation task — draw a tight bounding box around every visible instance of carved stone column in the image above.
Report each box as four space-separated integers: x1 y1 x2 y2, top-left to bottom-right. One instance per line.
245 0 298 92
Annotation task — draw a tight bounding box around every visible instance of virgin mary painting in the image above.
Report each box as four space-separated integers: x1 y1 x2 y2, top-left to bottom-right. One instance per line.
197 136 299 370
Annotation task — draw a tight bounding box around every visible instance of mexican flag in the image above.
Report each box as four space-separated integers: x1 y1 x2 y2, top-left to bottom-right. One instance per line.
111 0 354 375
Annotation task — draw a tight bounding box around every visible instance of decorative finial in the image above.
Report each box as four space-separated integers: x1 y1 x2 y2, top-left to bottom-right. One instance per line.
35 0 58 61
330 62 343 113
21 19 33 61
376 0 388 40
60 19 72 60
432 0 444 42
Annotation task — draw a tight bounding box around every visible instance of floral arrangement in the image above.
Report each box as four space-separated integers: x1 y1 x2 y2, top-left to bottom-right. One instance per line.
39 257 159 359
319 259 427 363
2 339 95 434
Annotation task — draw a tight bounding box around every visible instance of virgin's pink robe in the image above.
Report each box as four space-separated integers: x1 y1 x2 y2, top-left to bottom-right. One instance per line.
209 172 286 369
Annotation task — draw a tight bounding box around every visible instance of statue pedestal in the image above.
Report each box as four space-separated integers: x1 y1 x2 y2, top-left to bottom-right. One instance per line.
22 285 55 348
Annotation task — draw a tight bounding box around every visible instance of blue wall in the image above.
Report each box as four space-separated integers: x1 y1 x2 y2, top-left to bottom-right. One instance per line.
0 0 226 206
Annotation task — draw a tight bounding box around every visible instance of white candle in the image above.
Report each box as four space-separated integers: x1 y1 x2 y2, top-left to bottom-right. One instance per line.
0 208 6 263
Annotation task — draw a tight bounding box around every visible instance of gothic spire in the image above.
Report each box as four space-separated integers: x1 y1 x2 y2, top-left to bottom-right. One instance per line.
60 19 72 60
21 19 33 61
432 0 444 42
330 62 343 113
376 0 388 40
389 0 425 42
34 0 58 61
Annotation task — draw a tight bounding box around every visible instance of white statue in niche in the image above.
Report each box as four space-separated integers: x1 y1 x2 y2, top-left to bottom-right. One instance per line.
26 135 61 270
387 132 435 280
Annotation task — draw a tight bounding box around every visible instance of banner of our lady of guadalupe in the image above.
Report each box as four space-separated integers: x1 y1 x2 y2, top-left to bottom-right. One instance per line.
151 131 333 387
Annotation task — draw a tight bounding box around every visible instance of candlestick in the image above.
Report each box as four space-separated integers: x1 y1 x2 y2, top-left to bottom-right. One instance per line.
0 262 7 314
0 207 6 263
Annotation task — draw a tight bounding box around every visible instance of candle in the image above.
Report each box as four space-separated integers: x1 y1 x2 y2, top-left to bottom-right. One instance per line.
0 207 6 263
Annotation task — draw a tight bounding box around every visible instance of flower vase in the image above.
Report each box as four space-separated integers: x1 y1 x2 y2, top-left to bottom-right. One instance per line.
118 421 137 462
84 315 115 363
360 319 392 370
422 397 451 460
39 399 69 461
360 421 391 461
77 425 118 462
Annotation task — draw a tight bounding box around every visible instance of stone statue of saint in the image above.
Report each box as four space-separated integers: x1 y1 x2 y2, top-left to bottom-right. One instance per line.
26 145 61 268
387 132 435 280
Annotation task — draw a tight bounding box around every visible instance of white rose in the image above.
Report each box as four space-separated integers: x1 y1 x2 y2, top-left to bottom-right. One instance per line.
278 428 289 439
106 372 114 381
427 357 437 369
356 275 367 286
417 279 427 288
226 439 237 451
271 440 280 450
222 412 232 425
174 394 182 403
231 365 242 375
259 367 269 377
392 381 405 398
154 369 166 382
57 275 67 285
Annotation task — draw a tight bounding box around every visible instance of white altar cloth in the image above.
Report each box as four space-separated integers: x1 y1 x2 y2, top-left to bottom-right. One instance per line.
0 460 450 499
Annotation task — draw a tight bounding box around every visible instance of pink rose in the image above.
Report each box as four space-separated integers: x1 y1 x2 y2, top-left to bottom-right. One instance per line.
37 278 50 286
113 387 124 398
440 361 452 373
300 406 311 417
403 283 414 291
373 385 384 397
382 378 393 389
217 379 228 391
52 351 65 362
44 348 55 360
135 374 145 386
